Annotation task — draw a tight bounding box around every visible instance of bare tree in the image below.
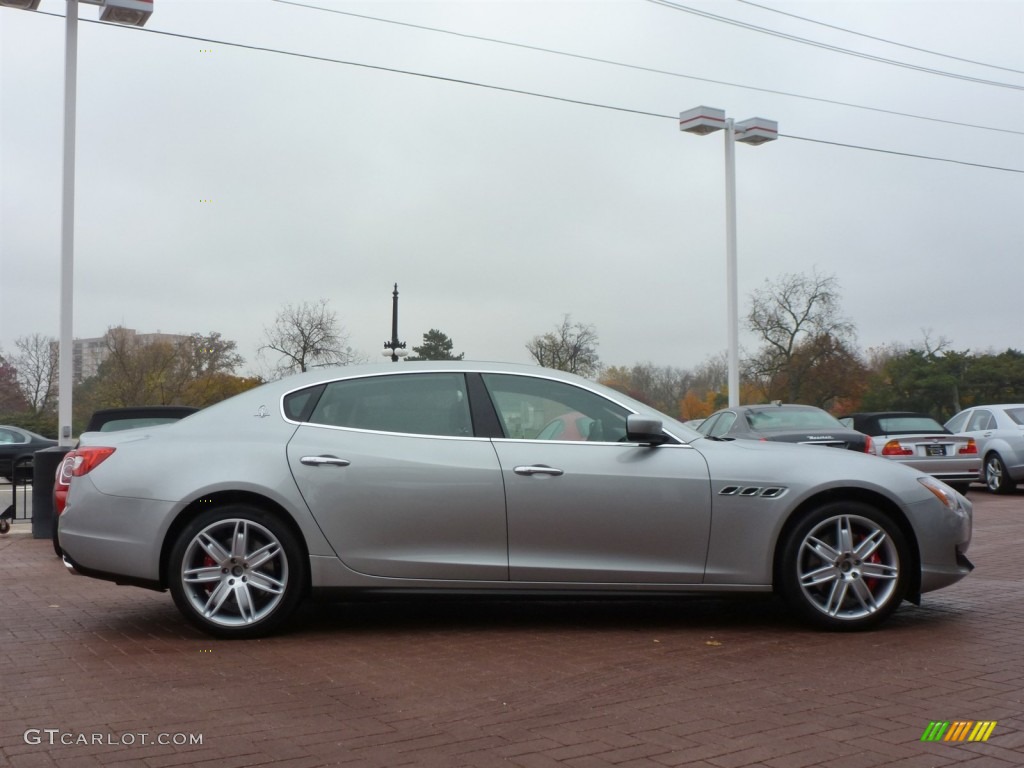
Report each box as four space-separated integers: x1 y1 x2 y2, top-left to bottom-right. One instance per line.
744 270 858 402
260 299 359 377
526 315 600 378
12 333 59 415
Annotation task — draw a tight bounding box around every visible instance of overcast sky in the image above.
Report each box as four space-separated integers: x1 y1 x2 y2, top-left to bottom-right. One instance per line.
2 0 1021 378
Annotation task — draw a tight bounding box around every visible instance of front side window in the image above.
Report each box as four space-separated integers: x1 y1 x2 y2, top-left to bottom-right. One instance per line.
306 373 471 437
481 374 629 442
708 412 737 437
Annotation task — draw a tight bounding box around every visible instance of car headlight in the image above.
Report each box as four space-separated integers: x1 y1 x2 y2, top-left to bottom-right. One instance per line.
918 476 966 514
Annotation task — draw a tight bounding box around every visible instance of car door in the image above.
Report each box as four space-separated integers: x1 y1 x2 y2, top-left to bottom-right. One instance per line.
285 372 508 581
481 373 713 584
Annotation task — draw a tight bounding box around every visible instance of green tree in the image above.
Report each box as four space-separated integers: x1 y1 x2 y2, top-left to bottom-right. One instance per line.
407 329 464 361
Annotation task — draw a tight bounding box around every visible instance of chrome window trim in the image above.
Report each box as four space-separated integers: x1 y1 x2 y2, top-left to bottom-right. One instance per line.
278 367 688 444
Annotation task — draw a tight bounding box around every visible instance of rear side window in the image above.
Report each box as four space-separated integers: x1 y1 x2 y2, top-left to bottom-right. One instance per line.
307 373 471 437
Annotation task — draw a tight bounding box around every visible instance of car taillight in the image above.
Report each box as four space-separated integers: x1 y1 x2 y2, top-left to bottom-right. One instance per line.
71 447 116 476
959 439 978 455
53 452 76 516
864 435 873 453
881 440 913 456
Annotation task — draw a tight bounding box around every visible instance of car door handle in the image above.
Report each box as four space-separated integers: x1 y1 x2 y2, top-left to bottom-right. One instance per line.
513 465 564 477
300 456 351 467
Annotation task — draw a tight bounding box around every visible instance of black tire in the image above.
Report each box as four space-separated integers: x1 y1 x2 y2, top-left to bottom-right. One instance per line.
168 505 307 639
948 483 970 496
778 501 910 630
53 522 63 557
984 453 1015 495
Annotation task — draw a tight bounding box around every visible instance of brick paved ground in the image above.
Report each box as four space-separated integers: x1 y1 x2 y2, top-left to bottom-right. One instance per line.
1 491 1021 768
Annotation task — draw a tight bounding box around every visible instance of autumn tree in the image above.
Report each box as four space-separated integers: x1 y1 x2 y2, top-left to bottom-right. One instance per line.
600 363 692 417
744 270 860 404
76 327 251 413
526 316 600 378
407 329 464 361
260 299 359 377
0 353 29 416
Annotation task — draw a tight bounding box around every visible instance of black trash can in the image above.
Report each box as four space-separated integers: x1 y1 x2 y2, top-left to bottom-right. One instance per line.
32 446 73 541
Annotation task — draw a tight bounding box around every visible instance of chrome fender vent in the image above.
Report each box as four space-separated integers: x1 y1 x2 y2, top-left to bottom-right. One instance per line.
719 486 788 498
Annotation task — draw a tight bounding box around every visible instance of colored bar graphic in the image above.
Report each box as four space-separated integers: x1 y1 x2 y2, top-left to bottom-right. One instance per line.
921 721 996 742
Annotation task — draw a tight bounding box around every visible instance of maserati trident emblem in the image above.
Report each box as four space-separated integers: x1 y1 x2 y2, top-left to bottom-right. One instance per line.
255 405 269 418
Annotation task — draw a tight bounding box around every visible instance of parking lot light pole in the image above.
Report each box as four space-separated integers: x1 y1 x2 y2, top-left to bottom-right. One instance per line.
382 284 408 362
679 106 778 408
0 0 153 446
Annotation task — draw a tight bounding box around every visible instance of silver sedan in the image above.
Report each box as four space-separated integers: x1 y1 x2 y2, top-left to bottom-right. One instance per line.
58 362 974 638
945 404 1024 494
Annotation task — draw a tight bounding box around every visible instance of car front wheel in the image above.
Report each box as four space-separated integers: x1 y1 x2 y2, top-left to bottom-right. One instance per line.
984 453 1015 495
168 506 306 638
779 502 909 630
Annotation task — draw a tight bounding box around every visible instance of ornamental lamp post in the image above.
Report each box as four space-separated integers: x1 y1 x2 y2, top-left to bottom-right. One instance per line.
382 284 408 362
679 106 777 409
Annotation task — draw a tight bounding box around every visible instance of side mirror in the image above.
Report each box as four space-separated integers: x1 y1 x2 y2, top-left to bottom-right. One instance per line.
626 415 669 445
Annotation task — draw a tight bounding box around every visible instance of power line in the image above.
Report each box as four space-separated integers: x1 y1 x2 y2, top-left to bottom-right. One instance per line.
780 134 1024 173
645 0 1024 92
32 10 1024 175
272 0 1024 137
735 0 1024 76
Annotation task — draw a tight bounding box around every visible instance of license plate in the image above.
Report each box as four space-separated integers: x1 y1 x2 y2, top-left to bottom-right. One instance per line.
925 444 946 457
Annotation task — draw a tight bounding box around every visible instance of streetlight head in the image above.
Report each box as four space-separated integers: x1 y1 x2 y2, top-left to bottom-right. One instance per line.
735 117 778 145
0 0 41 9
680 106 726 135
99 0 153 27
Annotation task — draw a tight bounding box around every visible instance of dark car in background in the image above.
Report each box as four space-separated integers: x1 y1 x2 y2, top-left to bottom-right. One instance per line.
697 403 872 453
945 404 1024 494
0 425 57 482
839 412 979 494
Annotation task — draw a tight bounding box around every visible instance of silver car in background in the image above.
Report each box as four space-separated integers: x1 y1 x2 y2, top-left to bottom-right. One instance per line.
839 412 980 495
58 362 974 638
945 404 1024 494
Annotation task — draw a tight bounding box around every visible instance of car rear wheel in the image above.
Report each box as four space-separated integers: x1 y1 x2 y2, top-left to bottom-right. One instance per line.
168 506 306 638
779 502 909 630
984 453 1015 495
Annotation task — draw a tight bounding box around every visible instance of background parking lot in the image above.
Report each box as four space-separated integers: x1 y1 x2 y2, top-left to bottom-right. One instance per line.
1 490 1021 767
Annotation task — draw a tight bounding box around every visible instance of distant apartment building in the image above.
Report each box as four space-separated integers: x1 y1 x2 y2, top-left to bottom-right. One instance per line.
73 328 189 383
